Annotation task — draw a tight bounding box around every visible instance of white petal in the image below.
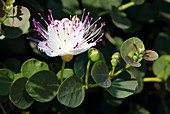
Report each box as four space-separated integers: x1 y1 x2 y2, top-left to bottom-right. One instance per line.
38 41 59 57
69 42 96 55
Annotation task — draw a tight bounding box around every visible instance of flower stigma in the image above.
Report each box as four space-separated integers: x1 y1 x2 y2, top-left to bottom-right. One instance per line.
29 9 105 57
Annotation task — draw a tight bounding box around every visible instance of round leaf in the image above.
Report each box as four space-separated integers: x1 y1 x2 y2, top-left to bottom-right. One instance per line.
127 2 157 22
154 32 170 54
126 67 144 93
2 21 30 39
153 55 170 80
4 5 30 27
0 69 14 95
143 50 159 61
120 37 145 67
25 71 58 102
91 61 111 88
21 58 49 78
74 53 88 78
100 0 123 9
61 0 80 14
9 77 34 109
106 78 138 98
57 68 74 79
110 6 132 30
57 76 85 108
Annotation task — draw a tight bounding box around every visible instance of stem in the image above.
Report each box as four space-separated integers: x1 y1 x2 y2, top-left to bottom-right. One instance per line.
85 60 91 89
143 77 162 82
118 1 135 11
98 11 109 16
110 64 130 78
0 103 6 114
60 60 66 83
88 84 100 88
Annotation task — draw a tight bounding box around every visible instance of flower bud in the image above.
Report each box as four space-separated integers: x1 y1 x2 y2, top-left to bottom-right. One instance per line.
88 48 100 62
61 54 73 62
111 52 120 67
133 55 138 62
128 51 134 59
111 59 118 67
111 52 120 59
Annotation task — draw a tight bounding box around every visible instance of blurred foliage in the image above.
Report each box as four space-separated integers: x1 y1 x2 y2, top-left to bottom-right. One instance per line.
0 0 170 114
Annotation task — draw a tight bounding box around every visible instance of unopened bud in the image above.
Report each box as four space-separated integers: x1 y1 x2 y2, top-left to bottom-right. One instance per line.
128 51 134 59
133 55 138 62
88 48 100 62
111 52 120 67
111 52 120 59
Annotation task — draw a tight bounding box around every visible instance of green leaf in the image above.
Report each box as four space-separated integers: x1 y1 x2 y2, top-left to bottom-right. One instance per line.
153 55 170 80
127 2 157 22
143 50 158 61
57 76 85 108
4 5 30 27
110 6 132 30
61 0 80 14
57 68 74 80
82 0 102 8
82 0 102 19
126 67 145 93
74 53 88 78
25 71 58 102
2 21 30 39
21 58 49 78
164 0 170 3
9 77 34 109
0 69 14 95
154 32 170 54
100 0 123 9
91 61 111 88
106 78 138 98
132 105 150 114
131 0 145 5
124 20 143 33
120 37 145 67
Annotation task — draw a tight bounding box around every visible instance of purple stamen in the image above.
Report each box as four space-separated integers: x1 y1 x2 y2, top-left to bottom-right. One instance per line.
48 9 54 22
81 8 86 22
38 13 48 25
27 37 40 42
